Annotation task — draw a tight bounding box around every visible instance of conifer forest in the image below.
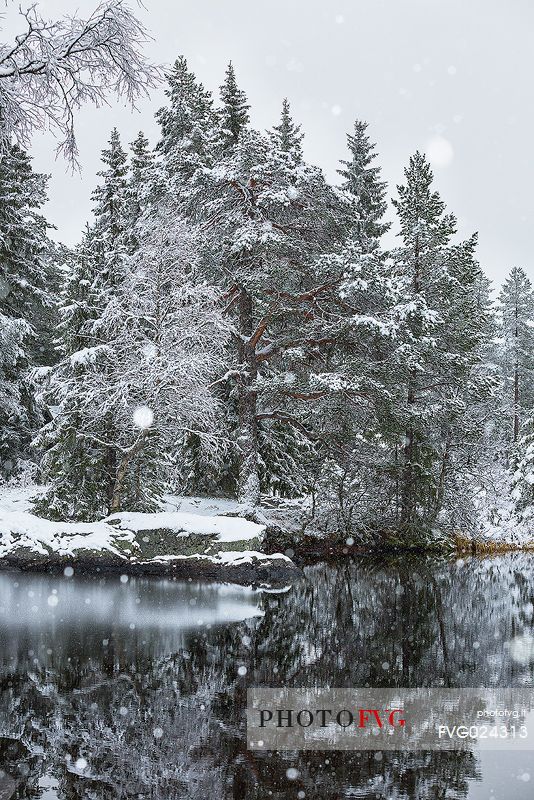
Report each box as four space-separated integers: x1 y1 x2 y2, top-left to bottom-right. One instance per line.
0 3 534 798
0 27 532 549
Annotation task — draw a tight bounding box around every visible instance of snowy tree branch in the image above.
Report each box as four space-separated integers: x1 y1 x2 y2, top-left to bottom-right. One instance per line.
0 1 160 164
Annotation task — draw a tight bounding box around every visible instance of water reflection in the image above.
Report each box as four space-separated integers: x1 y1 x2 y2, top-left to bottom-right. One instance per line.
0 555 533 798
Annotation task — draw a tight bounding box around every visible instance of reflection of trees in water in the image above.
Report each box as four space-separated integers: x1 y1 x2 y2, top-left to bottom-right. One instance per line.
0 555 533 798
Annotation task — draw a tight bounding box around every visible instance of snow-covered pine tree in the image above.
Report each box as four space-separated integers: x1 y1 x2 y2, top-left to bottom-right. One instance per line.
218 62 250 150
386 152 493 536
37 130 130 518
90 128 129 292
309 121 394 533
270 98 304 163
156 56 216 188
256 99 320 498
497 267 534 449
126 131 157 251
0 141 58 476
433 233 496 529
337 119 389 248
0 314 30 477
192 84 344 506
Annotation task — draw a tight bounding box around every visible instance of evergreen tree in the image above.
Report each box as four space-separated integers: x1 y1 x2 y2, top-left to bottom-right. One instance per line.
218 62 250 149
156 56 216 186
304 122 393 534
385 152 493 535
127 131 157 249
37 130 130 518
497 267 534 448
0 314 30 476
91 128 129 293
0 142 57 476
188 96 344 504
338 120 389 247
270 98 303 162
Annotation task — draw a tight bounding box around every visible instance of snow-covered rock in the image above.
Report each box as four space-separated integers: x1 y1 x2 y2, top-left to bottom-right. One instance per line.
107 510 265 542
0 485 299 586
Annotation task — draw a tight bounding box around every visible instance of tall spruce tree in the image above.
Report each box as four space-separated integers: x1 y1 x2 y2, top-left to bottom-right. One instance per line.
156 56 215 167
126 131 157 250
385 152 493 535
338 119 389 247
497 267 534 448
309 121 394 533
270 98 304 162
218 62 250 150
0 142 57 476
37 130 130 518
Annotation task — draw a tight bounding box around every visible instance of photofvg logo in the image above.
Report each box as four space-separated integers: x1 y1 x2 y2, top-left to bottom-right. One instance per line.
247 688 534 751
257 706 406 730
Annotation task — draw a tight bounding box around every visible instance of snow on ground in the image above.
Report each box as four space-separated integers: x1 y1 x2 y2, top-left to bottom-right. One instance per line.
108 510 264 542
160 494 242 517
0 484 41 514
0 509 136 559
0 484 129 560
472 467 534 547
152 550 293 565
0 484 273 564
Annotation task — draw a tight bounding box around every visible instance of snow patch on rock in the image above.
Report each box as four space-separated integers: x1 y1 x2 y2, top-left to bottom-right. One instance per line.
107 510 264 542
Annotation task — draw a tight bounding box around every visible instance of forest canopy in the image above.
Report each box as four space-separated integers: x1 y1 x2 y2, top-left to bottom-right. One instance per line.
0 16 531 547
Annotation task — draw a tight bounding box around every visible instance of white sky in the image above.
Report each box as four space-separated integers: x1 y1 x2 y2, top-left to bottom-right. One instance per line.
5 0 533 287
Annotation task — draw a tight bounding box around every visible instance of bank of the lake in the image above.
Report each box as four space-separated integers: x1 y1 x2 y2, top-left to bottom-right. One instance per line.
0 486 301 586
2 485 534 587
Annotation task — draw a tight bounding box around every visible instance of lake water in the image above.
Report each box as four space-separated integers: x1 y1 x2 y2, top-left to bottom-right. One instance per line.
0 555 533 798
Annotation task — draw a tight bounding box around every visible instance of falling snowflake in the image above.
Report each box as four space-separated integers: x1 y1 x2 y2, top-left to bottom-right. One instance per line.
509 635 534 664
426 136 454 168
141 342 158 360
133 405 154 429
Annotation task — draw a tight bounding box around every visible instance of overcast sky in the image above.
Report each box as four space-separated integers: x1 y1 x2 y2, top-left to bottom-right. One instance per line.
5 0 533 287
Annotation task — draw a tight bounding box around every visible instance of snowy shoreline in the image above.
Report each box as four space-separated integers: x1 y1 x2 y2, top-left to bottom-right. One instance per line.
2 484 534 586
0 486 300 587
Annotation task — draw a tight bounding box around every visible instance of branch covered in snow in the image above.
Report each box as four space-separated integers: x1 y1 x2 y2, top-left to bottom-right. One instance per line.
0 1 160 164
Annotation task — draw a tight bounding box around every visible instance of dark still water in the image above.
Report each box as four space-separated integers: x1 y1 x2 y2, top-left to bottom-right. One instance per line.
0 555 534 799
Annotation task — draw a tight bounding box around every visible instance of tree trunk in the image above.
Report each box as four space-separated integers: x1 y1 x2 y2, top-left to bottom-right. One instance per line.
237 288 260 506
513 294 520 444
434 436 450 517
110 433 146 514
400 422 415 528
400 235 421 530
514 359 520 443
106 444 116 515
